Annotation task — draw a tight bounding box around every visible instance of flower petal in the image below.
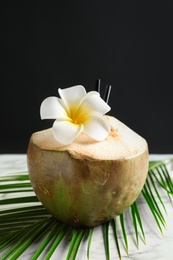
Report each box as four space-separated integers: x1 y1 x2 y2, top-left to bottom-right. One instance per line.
52 120 83 145
40 97 69 120
58 85 86 112
79 91 111 116
82 113 110 141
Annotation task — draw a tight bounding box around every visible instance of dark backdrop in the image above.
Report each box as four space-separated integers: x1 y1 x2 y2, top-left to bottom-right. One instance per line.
1 1 173 153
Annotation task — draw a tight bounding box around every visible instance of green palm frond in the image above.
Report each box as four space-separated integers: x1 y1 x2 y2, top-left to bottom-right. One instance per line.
0 158 173 259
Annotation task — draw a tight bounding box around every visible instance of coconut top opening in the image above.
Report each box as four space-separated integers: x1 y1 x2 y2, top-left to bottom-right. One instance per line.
30 116 148 160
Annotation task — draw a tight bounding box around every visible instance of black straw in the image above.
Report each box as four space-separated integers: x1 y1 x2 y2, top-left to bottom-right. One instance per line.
104 85 112 104
95 79 112 104
95 79 101 93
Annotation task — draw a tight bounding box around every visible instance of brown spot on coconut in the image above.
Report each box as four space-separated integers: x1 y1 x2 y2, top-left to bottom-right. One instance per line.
27 116 149 228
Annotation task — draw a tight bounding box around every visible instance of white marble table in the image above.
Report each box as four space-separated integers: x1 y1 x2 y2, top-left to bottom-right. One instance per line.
0 154 173 260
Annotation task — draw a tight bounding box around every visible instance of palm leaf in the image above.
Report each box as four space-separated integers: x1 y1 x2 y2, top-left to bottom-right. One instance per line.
111 218 122 259
87 227 94 260
0 157 173 259
103 221 110 260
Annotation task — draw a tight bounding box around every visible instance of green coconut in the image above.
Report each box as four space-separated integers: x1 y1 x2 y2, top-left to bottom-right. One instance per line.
27 116 149 228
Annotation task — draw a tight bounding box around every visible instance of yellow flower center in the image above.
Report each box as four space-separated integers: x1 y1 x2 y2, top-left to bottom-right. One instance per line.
68 105 86 125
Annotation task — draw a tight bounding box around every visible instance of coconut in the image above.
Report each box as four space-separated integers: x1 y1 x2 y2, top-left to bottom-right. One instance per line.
27 115 149 228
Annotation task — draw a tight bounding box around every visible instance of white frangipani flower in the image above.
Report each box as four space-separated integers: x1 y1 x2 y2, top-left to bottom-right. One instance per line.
40 85 111 145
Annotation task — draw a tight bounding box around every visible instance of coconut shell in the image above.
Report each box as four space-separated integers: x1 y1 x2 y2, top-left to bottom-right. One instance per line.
27 116 149 228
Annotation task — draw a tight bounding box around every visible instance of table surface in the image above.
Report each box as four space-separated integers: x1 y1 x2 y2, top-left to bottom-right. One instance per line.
0 154 173 260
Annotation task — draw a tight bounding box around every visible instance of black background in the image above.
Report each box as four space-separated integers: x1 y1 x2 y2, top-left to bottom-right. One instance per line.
1 1 173 154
